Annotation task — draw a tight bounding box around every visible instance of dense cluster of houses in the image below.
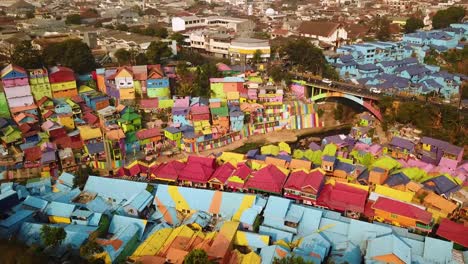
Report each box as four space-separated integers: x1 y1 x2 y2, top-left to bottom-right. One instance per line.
0 145 466 264
327 23 468 99
0 63 323 179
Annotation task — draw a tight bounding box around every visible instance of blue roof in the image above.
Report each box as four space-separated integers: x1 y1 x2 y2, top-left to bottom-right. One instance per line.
164 126 181 134
124 190 153 213
25 177 52 195
71 209 93 219
86 196 112 213
347 219 392 248
1 182 13 193
41 188 80 203
22 195 48 211
0 209 34 228
240 208 258 225
63 224 97 249
366 234 411 264
335 161 355 173
58 172 75 188
422 175 461 196
86 142 105 155
384 172 411 187
423 237 453 263
246 149 259 159
45 202 75 218
88 212 102 226
84 176 148 204
259 225 294 242
108 214 146 239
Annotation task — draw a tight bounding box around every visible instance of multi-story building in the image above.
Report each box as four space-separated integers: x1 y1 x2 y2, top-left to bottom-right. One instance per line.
0 65 37 123
172 15 254 34
297 21 348 48
49 66 78 99
229 38 271 63
29 68 52 101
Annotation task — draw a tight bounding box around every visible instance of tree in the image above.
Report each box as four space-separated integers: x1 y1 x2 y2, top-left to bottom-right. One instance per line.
334 104 344 121
432 7 466 29
40 226 66 247
146 41 172 64
252 49 263 64
280 38 328 75
154 26 168 38
135 53 148 65
372 16 391 41
114 48 131 65
404 17 424 33
273 255 314 264
116 23 129 31
11 41 43 69
25 11 35 19
65 14 81 25
42 39 97 74
197 62 222 96
80 239 103 259
170 32 186 45
184 249 211 264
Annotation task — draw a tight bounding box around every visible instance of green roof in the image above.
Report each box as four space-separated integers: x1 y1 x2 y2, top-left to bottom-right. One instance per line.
322 144 337 156
125 131 138 143
372 156 401 171
210 106 229 117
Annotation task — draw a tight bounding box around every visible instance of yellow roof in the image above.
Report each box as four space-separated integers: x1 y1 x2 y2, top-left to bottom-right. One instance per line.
78 126 102 140
132 227 173 258
217 152 245 166
78 85 94 93
327 178 369 191
374 185 414 202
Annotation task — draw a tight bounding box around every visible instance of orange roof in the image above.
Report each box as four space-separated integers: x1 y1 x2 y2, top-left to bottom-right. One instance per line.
207 221 239 260
135 256 166 264
165 248 188 264
424 192 458 214
406 181 423 193
265 156 287 168
106 129 126 140
289 159 311 171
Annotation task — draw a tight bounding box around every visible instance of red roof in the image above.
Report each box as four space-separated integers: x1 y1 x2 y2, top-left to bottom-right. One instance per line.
316 183 368 213
140 98 159 109
24 146 41 162
191 106 210 115
283 169 325 194
49 66 75 83
151 160 185 181
232 163 251 180
178 156 215 183
372 197 432 224
83 112 99 125
209 163 236 184
436 219 468 247
245 165 287 194
136 128 161 140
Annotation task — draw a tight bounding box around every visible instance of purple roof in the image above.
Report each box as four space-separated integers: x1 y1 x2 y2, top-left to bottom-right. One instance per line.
422 175 461 196
309 142 321 151
389 137 415 151
41 151 56 164
421 137 462 156
384 172 410 187
172 107 190 116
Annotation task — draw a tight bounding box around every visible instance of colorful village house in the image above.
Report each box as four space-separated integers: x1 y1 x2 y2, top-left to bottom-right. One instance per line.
53 101 75 131
178 156 216 188
117 108 141 133
131 65 147 97
418 136 464 170
136 127 162 155
164 127 182 148
0 65 38 123
229 105 244 132
316 182 368 218
28 68 52 101
245 164 287 195
48 66 78 99
58 147 77 172
104 128 126 171
210 77 245 99
1 125 23 148
45 201 75 224
146 64 170 98
113 67 136 101
36 96 54 117
372 197 433 233
358 112 375 127
208 162 236 190
191 105 212 139
422 192 458 223
209 99 230 138
225 163 252 192
150 160 185 182
283 169 325 205
387 136 415 160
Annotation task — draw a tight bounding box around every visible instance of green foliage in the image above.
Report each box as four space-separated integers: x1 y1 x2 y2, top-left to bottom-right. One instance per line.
253 215 264 232
196 62 222 97
268 65 291 84
184 249 211 264
280 38 328 75
372 16 391 41
176 49 207 66
135 53 148 65
432 6 466 29
0 239 48 264
146 41 172 64
40 226 66 247
65 14 81 25
334 104 344 120
273 255 314 264
80 239 103 260
42 39 97 74
114 48 131 65
323 64 339 80
26 11 35 19
252 49 263 64
95 214 110 238
404 17 424 33
317 109 325 118
116 23 129 31
11 40 43 69
170 33 186 45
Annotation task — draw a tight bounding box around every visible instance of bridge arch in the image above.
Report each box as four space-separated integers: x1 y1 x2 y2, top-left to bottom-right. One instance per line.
311 92 383 121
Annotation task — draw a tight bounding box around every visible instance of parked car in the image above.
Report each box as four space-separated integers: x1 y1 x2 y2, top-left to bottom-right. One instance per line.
322 78 332 85
369 87 382 94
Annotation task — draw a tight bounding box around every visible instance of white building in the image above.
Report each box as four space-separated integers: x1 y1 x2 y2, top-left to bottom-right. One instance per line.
171 15 254 33
229 38 271 62
297 21 348 48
